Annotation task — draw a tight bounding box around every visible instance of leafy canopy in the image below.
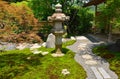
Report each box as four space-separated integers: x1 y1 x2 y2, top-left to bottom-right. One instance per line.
96 0 120 29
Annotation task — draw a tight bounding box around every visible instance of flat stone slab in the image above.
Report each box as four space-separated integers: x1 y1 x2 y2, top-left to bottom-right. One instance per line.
91 67 103 79
91 66 111 79
98 67 111 79
85 60 97 65
82 54 92 59
76 36 88 40
78 44 87 50
51 53 64 57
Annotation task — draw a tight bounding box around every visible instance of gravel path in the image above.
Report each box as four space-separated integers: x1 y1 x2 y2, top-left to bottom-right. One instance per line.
67 36 118 79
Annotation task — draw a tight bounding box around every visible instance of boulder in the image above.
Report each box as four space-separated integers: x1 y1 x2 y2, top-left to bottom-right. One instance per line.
46 33 55 48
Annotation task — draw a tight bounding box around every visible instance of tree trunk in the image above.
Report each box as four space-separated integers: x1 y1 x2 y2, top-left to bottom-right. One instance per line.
108 23 112 43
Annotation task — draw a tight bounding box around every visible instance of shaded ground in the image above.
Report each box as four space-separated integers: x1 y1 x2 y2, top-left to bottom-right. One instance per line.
107 44 120 52
85 35 99 42
87 34 120 52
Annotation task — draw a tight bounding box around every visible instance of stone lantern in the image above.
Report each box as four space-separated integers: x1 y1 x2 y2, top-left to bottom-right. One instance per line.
48 3 69 56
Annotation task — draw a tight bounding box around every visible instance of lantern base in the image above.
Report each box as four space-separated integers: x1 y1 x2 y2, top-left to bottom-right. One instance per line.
51 48 64 57
51 53 64 57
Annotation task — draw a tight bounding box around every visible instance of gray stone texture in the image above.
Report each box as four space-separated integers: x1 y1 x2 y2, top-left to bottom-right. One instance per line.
46 33 55 48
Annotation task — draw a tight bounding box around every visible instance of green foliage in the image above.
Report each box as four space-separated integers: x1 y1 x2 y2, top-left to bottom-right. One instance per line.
93 45 120 78
62 40 76 48
0 40 86 79
29 0 80 20
65 6 93 35
66 5 93 35
29 0 54 20
11 1 28 6
96 0 120 32
29 0 93 35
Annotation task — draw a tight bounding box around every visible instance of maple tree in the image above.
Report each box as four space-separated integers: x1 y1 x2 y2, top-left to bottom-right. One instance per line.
0 1 42 43
0 0 38 34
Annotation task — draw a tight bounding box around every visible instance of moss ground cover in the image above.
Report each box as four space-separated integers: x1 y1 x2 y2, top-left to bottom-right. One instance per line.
93 45 120 79
0 40 86 79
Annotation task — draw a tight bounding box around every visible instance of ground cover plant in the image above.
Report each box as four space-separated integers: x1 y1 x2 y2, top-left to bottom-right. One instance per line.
0 40 86 79
93 45 120 79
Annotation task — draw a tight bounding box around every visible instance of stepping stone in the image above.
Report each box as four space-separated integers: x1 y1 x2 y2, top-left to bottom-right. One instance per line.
98 67 111 79
78 44 87 50
82 54 92 59
76 36 88 40
85 60 97 65
91 67 103 79
70 36 76 40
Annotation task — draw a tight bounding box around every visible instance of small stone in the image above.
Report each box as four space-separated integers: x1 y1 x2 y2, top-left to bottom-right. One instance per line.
78 46 85 50
16 43 28 50
76 36 87 40
78 44 87 50
85 60 97 65
41 52 49 55
61 69 70 75
42 42 46 47
70 36 76 40
27 57 31 60
82 54 92 59
32 49 41 54
30 43 41 50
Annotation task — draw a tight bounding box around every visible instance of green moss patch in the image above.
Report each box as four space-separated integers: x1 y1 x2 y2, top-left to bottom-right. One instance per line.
0 40 86 79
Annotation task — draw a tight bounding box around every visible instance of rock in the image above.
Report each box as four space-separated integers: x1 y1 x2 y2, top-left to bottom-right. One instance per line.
16 43 30 50
32 49 41 54
85 60 97 65
46 33 55 48
27 56 31 60
78 43 87 50
41 52 49 55
51 53 64 57
30 43 41 50
82 54 93 59
61 69 70 75
70 36 76 40
42 42 46 47
6 43 16 50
